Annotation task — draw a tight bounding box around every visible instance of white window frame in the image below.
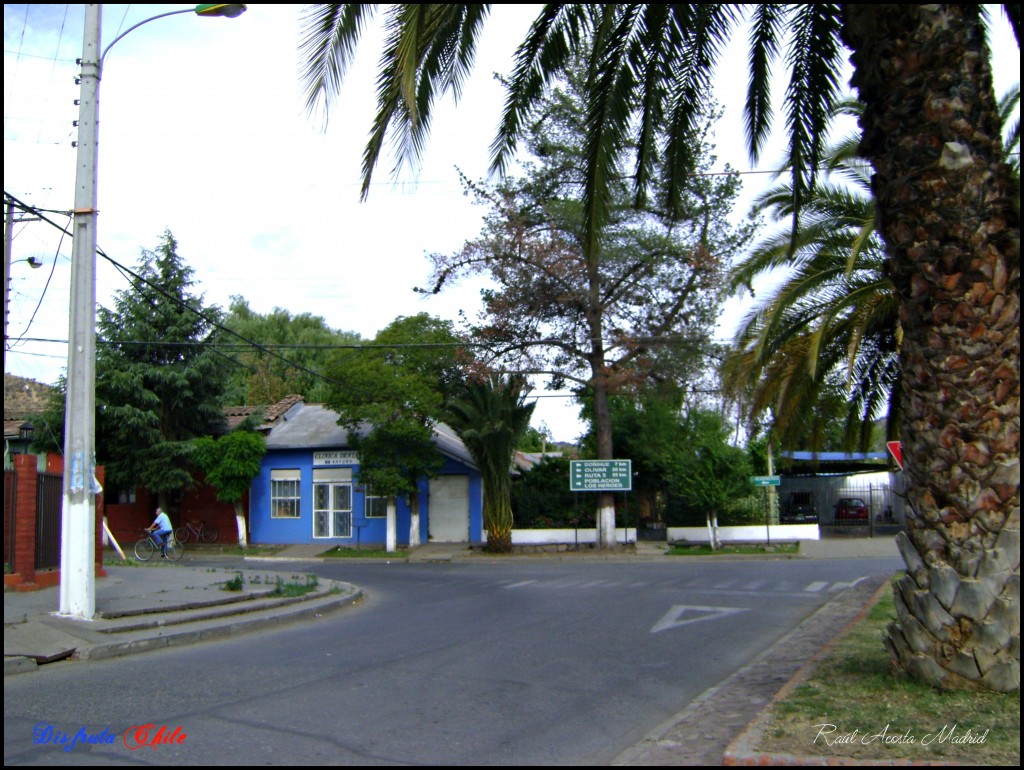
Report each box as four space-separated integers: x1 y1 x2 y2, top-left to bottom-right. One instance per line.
270 469 301 518
364 486 387 519
313 468 353 538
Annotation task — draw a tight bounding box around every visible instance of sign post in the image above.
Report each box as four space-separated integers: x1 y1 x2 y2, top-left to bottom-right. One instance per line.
750 476 780 545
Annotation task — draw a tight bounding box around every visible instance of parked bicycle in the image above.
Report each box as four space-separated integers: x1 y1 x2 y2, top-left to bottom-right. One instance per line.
134 529 184 562
174 519 218 544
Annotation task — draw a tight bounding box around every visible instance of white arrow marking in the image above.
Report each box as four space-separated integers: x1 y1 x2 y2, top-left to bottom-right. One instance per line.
650 604 749 634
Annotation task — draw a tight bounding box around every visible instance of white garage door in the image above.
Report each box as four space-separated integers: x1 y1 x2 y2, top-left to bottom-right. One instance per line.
428 475 470 542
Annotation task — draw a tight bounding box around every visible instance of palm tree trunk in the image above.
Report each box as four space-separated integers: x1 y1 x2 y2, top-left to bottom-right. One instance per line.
843 4 1020 692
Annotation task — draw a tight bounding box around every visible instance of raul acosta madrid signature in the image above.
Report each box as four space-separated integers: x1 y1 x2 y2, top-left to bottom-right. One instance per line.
813 722 989 747
32 722 187 752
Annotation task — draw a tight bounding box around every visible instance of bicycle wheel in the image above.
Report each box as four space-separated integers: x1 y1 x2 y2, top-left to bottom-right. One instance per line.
200 526 218 544
174 526 191 544
164 538 184 562
134 538 155 562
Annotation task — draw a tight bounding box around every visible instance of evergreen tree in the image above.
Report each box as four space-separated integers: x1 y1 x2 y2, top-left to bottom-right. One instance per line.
96 231 227 509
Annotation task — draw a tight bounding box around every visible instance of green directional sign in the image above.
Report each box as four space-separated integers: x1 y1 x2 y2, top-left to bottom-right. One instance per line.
570 459 632 491
751 475 781 487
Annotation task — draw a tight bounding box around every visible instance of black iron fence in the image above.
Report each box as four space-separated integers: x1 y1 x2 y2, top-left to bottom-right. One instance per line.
35 472 62 570
4 469 14 572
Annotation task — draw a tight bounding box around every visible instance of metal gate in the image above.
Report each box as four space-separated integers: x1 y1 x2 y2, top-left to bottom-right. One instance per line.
35 472 62 570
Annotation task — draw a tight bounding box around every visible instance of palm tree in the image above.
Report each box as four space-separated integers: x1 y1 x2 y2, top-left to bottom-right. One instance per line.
724 100 901 452
445 375 535 553
299 4 1020 692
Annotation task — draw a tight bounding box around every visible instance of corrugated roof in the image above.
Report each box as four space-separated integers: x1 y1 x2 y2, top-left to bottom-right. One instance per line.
264 404 477 469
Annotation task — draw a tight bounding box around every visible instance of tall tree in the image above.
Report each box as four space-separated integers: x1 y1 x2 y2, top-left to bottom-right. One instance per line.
96 231 228 511
418 66 746 548
220 297 363 405
300 2 1020 693
445 374 535 552
323 313 468 547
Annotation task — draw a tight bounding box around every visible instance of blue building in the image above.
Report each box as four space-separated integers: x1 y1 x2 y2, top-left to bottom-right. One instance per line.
249 401 483 547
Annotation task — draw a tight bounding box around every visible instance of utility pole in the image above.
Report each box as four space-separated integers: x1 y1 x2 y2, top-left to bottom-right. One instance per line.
60 4 101 619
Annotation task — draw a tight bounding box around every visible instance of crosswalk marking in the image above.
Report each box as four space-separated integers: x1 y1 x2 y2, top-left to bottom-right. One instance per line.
489 576 865 596
503 580 538 589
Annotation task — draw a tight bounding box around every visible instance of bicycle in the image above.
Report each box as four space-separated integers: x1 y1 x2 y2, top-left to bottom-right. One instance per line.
174 519 218 544
134 529 184 562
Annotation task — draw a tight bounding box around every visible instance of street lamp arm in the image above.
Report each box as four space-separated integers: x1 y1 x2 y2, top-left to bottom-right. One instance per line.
101 4 246 65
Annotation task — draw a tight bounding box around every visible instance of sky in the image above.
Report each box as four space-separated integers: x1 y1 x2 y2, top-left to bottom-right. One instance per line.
4 4 1020 442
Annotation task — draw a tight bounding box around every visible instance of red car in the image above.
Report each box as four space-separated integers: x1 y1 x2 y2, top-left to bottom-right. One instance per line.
835 497 870 520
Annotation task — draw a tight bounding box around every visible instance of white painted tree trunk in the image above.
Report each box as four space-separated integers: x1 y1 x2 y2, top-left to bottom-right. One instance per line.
386 497 397 553
596 503 617 548
706 512 721 550
234 502 248 548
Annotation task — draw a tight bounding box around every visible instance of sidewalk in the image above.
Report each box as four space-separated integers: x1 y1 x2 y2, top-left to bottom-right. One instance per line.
5 536 902 765
4 562 361 674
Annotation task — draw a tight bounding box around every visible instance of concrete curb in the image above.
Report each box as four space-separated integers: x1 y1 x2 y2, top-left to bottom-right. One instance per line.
4 580 362 675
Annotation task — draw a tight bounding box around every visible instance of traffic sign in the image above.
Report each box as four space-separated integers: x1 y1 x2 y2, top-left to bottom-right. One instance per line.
570 459 632 491
750 475 781 487
887 441 903 470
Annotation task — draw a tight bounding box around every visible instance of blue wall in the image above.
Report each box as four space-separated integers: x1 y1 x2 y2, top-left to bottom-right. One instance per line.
249 448 482 546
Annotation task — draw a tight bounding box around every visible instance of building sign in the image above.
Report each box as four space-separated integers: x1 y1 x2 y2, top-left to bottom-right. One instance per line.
313 450 359 466
570 459 632 491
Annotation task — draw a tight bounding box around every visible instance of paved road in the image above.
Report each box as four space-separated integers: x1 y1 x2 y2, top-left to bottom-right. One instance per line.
4 554 900 765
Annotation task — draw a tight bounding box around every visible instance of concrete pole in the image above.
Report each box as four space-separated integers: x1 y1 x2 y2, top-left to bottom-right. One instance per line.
4 201 12 374
60 4 101 620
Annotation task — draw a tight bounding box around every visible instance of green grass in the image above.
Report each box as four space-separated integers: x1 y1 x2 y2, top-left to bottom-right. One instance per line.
270 574 319 597
322 546 407 558
222 572 244 592
665 542 799 556
207 544 286 556
755 587 1020 764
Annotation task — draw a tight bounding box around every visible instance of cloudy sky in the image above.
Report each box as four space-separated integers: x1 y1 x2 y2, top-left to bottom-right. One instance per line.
4 4 1019 441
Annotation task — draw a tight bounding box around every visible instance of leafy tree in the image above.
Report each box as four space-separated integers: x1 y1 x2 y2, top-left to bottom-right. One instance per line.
300 3 1021 693
445 374 535 552
323 313 467 547
192 429 266 546
220 297 363 405
517 422 553 453
419 64 746 549
724 101 899 452
95 231 227 511
666 409 753 549
726 88 1019 455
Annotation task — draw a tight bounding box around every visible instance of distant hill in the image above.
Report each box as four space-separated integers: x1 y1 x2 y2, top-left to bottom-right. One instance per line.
4 374 54 416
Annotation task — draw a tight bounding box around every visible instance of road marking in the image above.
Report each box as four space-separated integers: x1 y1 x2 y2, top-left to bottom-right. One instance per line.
650 604 748 634
804 581 828 592
503 580 538 589
829 576 868 591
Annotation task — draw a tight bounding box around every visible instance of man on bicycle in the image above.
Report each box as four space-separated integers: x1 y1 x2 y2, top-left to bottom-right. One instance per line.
146 508 173 557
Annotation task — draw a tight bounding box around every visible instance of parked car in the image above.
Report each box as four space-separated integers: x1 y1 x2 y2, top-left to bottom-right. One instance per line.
781 492 818 524
834 497 870 520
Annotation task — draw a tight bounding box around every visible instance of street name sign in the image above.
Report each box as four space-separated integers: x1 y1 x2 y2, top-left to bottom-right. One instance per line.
570 459 633 491
750 475 781 487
